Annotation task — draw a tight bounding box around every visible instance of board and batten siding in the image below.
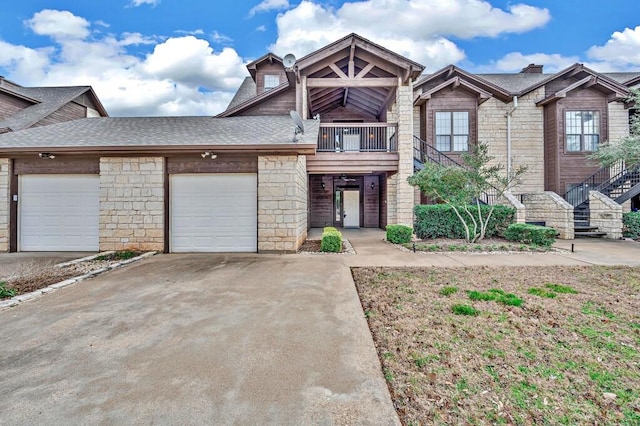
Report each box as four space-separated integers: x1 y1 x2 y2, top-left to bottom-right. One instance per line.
0 92 33 120
32 102 87 128
547 88 609 193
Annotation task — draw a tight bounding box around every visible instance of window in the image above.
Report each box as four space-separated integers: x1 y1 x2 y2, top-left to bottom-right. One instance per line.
435 111 469 152
264 74 280 91
565 110 600 152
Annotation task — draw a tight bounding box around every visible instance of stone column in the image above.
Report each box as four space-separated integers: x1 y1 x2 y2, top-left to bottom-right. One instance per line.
521 192 574 239
258 155 308 253
0 159 10 252
589 191 623 239
99 157 165 251
395 82 415 227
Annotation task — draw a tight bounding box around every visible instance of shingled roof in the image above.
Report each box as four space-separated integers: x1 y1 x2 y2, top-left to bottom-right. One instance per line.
0 115 319 155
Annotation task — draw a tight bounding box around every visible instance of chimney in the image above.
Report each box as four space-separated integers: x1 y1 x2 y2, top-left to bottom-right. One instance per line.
520 64 543 74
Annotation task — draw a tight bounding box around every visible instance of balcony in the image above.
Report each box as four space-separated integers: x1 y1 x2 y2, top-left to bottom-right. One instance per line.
317 123 397 152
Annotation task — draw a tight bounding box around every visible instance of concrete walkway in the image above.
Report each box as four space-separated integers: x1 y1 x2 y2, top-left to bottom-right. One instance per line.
307 228 640 268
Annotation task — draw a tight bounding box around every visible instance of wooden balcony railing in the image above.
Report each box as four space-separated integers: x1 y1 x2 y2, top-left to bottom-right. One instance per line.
317 123 398 152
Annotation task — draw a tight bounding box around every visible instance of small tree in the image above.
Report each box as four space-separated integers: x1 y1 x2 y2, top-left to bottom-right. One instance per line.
408 143 526 243
590 89 640 167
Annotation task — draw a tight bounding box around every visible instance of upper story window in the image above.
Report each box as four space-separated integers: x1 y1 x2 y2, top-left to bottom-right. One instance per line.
264 74 280 91
435 111 469 152
566 110 600 152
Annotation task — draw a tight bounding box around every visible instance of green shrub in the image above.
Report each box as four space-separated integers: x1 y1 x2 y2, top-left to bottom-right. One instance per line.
0 281 17 299
504 223 557 247
623 211 640 239
414 204 515 239
320 227 342 252
452 304 480 316
386 224 413 244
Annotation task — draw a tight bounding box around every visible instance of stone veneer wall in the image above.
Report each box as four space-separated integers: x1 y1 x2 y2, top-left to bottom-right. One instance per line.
99 157 165 251
258 155 307 253
0 159 10 252
589 191 623 239
522 192 574 239
478 89 545 195
608 101 630 145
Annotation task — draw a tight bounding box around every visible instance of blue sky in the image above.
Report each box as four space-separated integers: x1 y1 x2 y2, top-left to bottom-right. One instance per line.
1 0 639 116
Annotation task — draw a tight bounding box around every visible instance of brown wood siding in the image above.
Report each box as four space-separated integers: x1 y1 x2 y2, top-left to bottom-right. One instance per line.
167 155 258 174
308 175 334 227
379 174 387 228
419 104 426 140
425 89 478 164
363 175 380 228
14 157 99 174
321 107 377 122
555 89 608 193
32 102 86 127
543 103 559 192
306 152 398 174
256 63 286 95
237 88 296 116
0 92 33 120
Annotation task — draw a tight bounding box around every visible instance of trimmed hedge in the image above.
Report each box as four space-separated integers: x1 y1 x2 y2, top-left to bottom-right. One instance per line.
414 204 516 239
386 224 413 244
504 223 557 247
320 227 343 252
623 211 640 239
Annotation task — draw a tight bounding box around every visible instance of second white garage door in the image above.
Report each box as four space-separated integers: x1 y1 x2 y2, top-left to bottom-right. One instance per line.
170 174 257 252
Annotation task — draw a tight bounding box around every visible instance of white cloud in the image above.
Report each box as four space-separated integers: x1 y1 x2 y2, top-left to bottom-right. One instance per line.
587 26 640 71
256 25 267 32
477 52 580 74
25 9 90 41
249 0 290 17
1 10 248 117
129 0 160 7
269 0 550 71
175 29 205 36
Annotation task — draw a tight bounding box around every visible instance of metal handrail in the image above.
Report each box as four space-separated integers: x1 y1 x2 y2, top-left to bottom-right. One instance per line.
562 160 639 207
412 135 498 205
317 123 398 152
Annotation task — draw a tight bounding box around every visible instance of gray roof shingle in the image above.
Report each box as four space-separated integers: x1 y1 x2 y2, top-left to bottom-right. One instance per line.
475 73 550 93
0 116 319 151
226 77 256 110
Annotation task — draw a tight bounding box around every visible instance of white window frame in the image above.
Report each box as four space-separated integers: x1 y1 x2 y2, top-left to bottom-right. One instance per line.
435 111 469 152
565 110 600 152
264 74 280 91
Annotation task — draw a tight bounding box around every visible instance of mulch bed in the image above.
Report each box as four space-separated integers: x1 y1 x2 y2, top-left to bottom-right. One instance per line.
298 240 347 253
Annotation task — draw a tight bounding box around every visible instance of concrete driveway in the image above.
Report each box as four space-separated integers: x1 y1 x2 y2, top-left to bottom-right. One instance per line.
0 253 398 425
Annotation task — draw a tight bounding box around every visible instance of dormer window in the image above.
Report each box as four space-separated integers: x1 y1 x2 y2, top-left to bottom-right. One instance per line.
264 75 280 91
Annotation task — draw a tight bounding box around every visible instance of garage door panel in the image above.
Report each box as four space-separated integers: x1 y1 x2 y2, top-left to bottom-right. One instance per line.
20 175 99 251
171 174 257 252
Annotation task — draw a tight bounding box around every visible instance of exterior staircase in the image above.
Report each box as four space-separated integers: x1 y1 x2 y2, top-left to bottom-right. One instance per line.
413 136 498 204
563 161 640 237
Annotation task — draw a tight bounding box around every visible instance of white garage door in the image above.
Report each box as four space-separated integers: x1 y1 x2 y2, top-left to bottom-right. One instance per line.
171 174 257 252
19 174 100 251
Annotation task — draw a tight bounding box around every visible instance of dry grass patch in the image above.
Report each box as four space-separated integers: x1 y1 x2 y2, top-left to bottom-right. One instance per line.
353 266 640 425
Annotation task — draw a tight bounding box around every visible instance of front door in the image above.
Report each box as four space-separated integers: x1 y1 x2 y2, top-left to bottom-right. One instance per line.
343 190 360 228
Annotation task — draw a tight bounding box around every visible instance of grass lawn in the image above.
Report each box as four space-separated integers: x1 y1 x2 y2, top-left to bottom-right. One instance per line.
352 265 640 425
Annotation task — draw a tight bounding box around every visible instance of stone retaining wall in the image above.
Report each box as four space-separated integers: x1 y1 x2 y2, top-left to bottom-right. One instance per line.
522 192 574 239
589 191 623 239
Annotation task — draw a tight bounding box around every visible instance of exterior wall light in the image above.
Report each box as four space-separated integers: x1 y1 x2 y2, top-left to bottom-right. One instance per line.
38 153 55 159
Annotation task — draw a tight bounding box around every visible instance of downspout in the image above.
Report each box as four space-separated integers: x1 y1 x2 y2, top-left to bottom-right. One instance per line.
506 96 518 175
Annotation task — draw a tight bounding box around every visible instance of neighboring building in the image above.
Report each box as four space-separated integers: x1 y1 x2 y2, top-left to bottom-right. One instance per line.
0 77 108 133
0 33 638 253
